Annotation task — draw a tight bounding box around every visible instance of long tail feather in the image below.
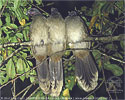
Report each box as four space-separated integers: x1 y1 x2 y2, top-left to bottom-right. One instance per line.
37 60 51 94
75 52 98 92
49 57 63 97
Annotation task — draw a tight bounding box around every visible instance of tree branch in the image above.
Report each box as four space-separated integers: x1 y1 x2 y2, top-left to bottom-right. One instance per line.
0 57 47 89
0 34 124 48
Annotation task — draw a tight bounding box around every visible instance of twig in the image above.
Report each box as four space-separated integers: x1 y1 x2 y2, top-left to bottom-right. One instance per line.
20 86 31 100
0 47 23 67
96 50 125 64
0 42 31 49
26 87 40 100
102 67 113 100
31 4 49 16
65 49 125 64
114 3 124 14
11 80 16 100
11 83 33 100
0 34 124 49
0 48 124 89
0 0 8 18
0 57 48 89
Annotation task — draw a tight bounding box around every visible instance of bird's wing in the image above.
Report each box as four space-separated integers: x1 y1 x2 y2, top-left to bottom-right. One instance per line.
29 8 51 94
65 11 98 92
47 8 64 97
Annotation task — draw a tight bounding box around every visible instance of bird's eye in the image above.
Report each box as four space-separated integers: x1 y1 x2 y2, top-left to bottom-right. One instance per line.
30 11 36 16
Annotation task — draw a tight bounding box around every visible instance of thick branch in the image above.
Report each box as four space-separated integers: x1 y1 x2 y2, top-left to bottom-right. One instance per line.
0 34 124 48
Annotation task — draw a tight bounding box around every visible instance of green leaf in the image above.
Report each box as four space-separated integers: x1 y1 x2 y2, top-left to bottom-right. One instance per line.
0 29 2 38
9 24 18 29
113 52 123 59
5 13 10 24
14 8 23 21
23 14 29 21
6 59 15 78
7 47 13 55
92 50 101 60
0 55 3 63
0 19 2 26
120 41 124 49
88 95 94 99
105 44 118 50
28 60 33 67
104 64 123 76
16 33 23 39
17 58 24 73
13 55 18 63
21 52 27 58
16 58 26 81
20 75 25 81
29 69 36 83
0 0 2 10
24 61 30 78
14 0 20 10
2 26 8 32
35 0 42 5
11 61 16 78
10 36 18 42
64 51 71 56
30 76 35 83
23 29 29 41
115 1 124 15
67 76 75 90
0 71 5 85
3 75 9 84
6 59 12 76
98 97 107 100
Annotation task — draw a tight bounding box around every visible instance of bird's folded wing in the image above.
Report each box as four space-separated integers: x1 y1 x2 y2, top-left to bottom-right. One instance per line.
75 52 98 92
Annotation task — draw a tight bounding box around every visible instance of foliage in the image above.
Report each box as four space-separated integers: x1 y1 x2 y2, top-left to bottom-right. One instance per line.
0 0 124 100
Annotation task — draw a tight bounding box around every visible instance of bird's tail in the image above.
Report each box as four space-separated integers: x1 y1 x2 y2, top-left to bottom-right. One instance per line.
37 60 51 94
75 51 98 92
49 55 63 97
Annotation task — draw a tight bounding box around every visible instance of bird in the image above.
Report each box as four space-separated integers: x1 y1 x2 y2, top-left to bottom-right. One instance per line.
65 11 98 92
46 8 65 97
27 8 51 95
27 8 65 97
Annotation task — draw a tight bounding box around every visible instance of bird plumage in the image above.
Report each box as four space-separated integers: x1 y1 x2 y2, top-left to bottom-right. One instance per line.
28 8 98 96
47 8 65 96
28 8 51 94
65 11 98 92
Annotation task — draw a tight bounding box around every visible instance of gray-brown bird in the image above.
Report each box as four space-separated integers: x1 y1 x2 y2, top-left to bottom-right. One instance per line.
27 8 51 95
65 11 98 92
47 8 65 96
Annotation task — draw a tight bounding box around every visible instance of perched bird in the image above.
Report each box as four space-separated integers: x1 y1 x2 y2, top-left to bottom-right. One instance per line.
65 11 98 92
27 8 65 97
27 8 51 94
46 8 65 96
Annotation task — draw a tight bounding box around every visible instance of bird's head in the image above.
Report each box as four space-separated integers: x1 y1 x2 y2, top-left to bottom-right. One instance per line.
68 11 77 16
27 8 41 17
